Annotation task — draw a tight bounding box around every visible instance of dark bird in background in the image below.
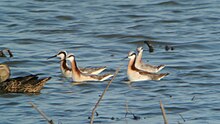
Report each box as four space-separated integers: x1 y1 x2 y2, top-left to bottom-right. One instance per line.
144 41 154 53
0 48 13 58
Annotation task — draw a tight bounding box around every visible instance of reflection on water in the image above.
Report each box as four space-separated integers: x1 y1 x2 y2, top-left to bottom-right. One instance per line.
1 0 220 123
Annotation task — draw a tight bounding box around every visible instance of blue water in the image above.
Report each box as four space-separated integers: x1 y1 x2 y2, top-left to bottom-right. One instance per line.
1 0 220 124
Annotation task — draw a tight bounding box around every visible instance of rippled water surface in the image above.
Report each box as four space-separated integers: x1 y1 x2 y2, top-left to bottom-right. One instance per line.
1 0 220 123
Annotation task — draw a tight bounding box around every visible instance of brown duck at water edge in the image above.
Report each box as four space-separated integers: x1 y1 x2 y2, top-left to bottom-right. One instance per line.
0 75 51 93
0 64 51 93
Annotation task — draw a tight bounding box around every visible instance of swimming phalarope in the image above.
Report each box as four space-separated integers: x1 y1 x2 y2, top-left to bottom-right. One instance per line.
127 51 169 82
48 51 106 77
135 47 165 73
48 51 72 77
0 64 51 93
48 51 107 77
66 54 113 82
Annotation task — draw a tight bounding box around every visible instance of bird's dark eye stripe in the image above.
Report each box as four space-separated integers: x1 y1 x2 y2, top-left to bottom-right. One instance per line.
68 55 74 58
58 51 66 55
129 53 135 56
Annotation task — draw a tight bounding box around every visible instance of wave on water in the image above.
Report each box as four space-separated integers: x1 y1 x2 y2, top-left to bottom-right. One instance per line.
153 0 182 6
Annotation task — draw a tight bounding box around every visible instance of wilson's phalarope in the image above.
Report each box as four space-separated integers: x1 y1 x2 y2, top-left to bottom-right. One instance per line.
48 51 72 77
0 64 51 93
79 66 107 75
48 51 107 77
135 47 165 73
66 54 113 82
127 51 169 82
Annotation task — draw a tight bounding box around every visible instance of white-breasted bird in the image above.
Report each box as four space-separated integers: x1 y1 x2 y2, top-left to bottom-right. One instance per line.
127 51 169 82
66 54 113 82
135 47 165 73
48 51 107 77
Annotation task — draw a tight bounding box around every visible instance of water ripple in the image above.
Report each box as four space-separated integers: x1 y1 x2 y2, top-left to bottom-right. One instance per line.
156 1 182 6
1 0 220 124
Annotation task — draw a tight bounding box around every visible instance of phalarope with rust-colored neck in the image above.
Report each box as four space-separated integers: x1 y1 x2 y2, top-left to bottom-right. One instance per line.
66 54 113 82
48 51 107 77
48 51 72 77
135 47 165 73
127 51 169 82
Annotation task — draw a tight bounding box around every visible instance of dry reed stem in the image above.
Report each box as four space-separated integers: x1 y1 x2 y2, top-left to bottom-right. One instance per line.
29 102 54 124
125 101 129 117
179 113 186 122
160 100 168 124
90 67 120 124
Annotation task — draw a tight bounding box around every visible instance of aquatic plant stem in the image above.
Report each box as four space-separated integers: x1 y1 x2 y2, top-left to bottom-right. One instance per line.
29 102 54 124
125 101 129 118
179 113 186 122
90 67 120 124
144 41 154 53
160 100 168 124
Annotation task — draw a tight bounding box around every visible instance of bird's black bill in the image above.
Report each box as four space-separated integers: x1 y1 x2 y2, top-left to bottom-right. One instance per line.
121 56 128 61
47 55 57 60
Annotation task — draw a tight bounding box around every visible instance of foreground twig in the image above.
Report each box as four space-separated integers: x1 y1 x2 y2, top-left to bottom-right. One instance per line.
125 101 129 118
160 100 168 124
124 101 141 120
90 67 120 124
179 113 186 122
29 102 54 124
